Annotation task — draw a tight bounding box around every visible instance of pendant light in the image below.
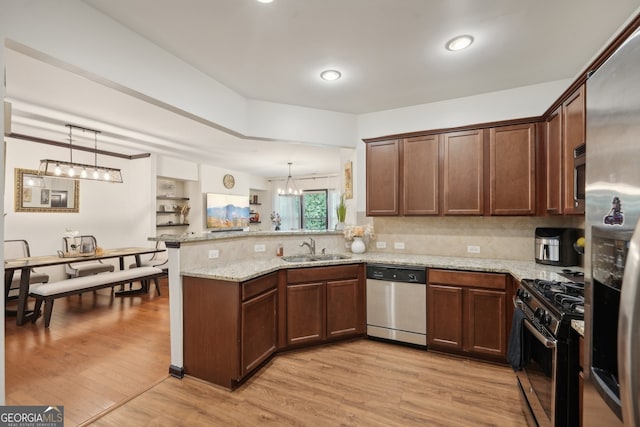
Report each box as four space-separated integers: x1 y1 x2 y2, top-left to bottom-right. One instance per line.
38 124 123 183
277 162 301 196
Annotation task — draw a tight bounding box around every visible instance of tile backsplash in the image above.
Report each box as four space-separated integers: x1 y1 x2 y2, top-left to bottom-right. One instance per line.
360 215 584 261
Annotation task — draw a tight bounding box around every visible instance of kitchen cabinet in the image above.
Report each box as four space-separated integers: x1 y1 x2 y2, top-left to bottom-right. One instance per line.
427 269 507 361
546 106 564 214
366 139 400 215
285 264 364 348
442 129 485 215
183 272 278 389
489 123 536 215
562 85 586 214
403 135 440 215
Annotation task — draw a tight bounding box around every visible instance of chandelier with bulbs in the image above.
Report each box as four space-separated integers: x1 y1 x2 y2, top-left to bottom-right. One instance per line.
38 124 123 183
277 162 301 196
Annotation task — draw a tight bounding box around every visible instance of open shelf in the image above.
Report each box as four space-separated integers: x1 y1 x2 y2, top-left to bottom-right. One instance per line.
156 223 189 228
157 196 189 201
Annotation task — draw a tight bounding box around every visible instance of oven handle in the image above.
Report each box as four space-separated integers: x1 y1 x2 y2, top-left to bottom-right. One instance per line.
513 297 558 349
523 318 557 349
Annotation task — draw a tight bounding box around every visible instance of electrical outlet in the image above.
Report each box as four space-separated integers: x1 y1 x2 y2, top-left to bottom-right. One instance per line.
467 245 481 254
208 249 219 259
376 241 387 249
394 242 405 250
254 244 266 252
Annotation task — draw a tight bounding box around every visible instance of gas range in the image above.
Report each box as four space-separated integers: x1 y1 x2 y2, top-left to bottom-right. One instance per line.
517 278 585 339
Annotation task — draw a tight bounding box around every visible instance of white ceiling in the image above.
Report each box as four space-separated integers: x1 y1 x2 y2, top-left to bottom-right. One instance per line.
5 0 640 178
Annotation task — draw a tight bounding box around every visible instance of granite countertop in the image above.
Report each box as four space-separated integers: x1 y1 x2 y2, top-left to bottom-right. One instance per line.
571 320 585 337
183 251 583 283
151 229 343 243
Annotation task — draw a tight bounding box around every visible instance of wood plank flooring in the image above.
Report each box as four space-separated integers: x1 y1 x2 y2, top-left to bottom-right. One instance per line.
5 280 170 426
6 280 526 426
93 340 526 426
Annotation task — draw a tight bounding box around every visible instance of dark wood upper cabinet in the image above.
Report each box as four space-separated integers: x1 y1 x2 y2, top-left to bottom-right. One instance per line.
366 139 400 216
403 135 440 215
489 123 536 215
546 107 564 214
562 85 586 214
443 129 484 215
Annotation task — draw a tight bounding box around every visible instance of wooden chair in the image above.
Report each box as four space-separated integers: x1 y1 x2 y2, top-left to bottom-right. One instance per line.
4 239 50 301
62 235 115 278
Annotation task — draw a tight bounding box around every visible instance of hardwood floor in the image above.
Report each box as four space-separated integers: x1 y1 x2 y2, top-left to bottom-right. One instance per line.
6 280 526 426
5 279 170 426
93 340 526 426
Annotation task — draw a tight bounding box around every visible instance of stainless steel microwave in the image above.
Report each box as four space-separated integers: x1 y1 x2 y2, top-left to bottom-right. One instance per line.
574 143 586 203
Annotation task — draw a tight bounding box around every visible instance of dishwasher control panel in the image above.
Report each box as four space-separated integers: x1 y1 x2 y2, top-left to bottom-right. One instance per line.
366 264 426 283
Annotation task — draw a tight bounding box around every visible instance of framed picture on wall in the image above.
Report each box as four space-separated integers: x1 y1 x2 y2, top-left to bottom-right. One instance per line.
344 161 353 199
41 189 50 204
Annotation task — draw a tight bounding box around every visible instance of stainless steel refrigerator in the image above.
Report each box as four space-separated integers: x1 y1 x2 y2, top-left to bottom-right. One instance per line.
584 26 640 427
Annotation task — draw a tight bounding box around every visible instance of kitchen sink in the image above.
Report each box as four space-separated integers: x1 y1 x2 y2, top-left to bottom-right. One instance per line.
281 254 351 262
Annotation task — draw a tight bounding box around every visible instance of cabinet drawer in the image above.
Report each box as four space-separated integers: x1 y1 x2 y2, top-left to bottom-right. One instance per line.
242 272 278 301
428 269 506 290
287 264 359 284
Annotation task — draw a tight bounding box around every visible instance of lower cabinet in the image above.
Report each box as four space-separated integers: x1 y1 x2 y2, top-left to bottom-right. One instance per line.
183 272 278 389
285 265 365 348
427 269 508 361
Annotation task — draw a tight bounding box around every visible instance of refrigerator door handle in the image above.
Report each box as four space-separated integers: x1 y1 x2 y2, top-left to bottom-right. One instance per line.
619 219 640 427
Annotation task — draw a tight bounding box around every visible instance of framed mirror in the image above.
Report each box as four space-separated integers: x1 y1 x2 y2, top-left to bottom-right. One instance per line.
14 168 80 213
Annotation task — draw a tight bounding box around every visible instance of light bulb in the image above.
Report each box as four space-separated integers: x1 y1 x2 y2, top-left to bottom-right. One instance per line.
27 178 34 186
80 168 88 178
54 165 62 176
93 169 100 179
103 171 110 181
68 166 75 177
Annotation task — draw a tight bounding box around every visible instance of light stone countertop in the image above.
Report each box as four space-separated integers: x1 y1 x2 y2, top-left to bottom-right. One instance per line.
571 320 585 337
151 229 343 243
182 251 583 283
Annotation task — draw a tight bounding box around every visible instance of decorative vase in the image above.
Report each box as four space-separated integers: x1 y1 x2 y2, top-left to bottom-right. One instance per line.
351 237 366 254
335 221 345 231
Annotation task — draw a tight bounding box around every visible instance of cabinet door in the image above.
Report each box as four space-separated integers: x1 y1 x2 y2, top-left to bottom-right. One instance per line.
489 123 536 215
562 85 585 214
366 140 400 216
241 288 277 377
546 107 563 214
427 284 463 350
442 130 484 215
286 282 325 345
403 135 439 215
326 279 361 339
465 288 506 357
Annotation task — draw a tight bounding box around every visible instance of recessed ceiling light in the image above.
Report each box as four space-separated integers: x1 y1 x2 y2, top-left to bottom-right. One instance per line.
256 0 273 3
446 35 474 51
320 69 342 81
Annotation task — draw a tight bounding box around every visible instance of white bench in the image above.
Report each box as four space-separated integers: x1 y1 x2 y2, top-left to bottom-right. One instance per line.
29 266 164 327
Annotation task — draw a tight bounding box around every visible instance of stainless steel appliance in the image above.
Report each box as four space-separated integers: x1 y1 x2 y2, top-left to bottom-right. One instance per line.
535 228 580 266
584 25 640 427
512 278 584 426
366 264 426 347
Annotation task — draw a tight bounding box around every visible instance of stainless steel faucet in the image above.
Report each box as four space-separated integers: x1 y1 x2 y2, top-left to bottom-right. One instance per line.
300 237 315 255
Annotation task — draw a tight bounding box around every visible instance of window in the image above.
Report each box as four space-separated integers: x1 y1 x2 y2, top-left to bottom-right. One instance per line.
274 189 335 230
302 190 328 230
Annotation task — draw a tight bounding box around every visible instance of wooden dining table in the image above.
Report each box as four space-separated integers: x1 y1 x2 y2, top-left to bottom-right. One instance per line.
4 246 164 326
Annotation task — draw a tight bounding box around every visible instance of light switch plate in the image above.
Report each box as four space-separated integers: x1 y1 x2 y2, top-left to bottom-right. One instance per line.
254 244 266 252
376 241 387 249
394 242 405 250
467 245 481 253
208 249 219 259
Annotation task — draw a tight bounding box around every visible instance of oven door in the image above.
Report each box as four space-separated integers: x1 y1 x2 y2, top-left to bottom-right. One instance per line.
516 318 557 427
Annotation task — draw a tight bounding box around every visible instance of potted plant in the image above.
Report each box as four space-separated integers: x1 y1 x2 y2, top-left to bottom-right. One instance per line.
336 194 347 230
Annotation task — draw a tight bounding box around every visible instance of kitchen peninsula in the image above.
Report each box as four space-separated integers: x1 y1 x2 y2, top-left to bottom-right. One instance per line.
154 230 580 388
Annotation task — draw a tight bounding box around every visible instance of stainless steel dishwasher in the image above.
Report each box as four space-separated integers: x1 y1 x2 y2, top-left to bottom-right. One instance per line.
366 264 427 347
